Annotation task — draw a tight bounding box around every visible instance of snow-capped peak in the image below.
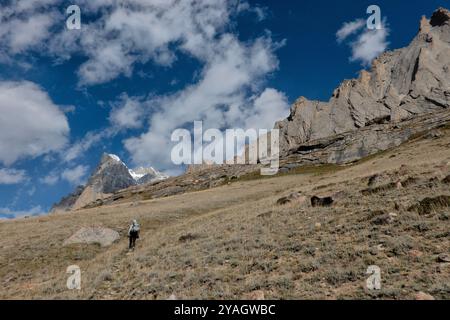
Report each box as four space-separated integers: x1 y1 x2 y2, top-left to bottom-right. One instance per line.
103 153 168 183
108 154 122 162
129 166 169 182
104 153 129 168
128 169 145 181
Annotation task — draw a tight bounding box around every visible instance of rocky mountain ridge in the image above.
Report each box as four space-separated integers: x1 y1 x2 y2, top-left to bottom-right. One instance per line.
55 8 450 211
276 8 450 155
51 153 168 213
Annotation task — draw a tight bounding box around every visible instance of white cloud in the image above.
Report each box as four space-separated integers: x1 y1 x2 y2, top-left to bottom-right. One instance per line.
40 171 60 186
0 1 60 55
237 1 268 21
350 26 389 66
0 81 70 165
62 129 114 163
7 13 57 54
27 186 36 196
124 35 286 169
0 168 27 184
0 205 45 219
0 0 270 86
336 18 389 66
0 1 288 173
61 165 89 185
244 88 290 130
336 19 365 43
49 0 234 85
109 95 145 130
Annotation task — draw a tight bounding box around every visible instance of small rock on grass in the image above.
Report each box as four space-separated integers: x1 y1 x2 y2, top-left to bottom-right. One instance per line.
63 227 120 247
244 290 265 300
276 192 307 206
414 292 435 300
408 250 423 258
437 253 450 263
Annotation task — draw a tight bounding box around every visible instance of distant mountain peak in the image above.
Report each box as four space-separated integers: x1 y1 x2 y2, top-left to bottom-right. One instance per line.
100 153 126 166
105 153 121 162
51 153 169 213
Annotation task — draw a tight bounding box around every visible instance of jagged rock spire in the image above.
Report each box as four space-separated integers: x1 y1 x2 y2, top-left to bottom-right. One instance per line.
275 7 450 156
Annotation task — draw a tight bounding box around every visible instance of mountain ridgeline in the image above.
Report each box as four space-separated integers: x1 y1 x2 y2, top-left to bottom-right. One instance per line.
53 7 450 212
51 154 168 213
276 8 450 157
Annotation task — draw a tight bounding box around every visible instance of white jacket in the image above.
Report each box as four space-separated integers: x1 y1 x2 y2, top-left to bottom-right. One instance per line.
128 220 140 236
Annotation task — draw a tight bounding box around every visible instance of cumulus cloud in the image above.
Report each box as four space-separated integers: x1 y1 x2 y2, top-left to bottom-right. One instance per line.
61 165 89 185
0 0 271 86
7 13 57 54
0 0 289 172
62 129 115 163
40 165 90 186
244 88 290 130
0 168 27 184
39 171 60 186
0 0 60 55
336 19 365 43
50 0 234 85
109 95 145 130
350 26 389 66
124 35 287 169
336 18 389 66
0 81 70 165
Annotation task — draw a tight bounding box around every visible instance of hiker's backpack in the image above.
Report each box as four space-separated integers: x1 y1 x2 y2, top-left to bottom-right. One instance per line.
131 223 140 232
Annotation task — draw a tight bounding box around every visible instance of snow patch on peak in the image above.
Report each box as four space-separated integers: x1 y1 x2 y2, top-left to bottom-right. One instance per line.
128 169 145 181
103 152 169 183
108 154 122 162
128 166 169 182
104 153 128 168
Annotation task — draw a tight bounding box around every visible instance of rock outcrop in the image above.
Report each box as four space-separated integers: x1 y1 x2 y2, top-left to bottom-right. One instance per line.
279 108 450 168
63 227 120 247
275 8 450 156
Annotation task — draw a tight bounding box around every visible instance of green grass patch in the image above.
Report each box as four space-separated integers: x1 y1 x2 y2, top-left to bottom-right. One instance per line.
225 163 344 184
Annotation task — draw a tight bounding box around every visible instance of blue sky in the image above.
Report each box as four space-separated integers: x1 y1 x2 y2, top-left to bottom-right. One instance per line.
0 0 446 218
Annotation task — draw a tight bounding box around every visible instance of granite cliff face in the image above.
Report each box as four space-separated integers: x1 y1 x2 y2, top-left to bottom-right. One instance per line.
90 154 137 195
275 8 450 156
54 8 450 211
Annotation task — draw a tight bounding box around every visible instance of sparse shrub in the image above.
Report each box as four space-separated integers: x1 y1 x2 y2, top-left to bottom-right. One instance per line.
413 222 430 232
297 259 320 273
386 236 414 256
303 245 316 256
325 268 358 286
408 195 450 215
178 233 200 243
95 270 113 285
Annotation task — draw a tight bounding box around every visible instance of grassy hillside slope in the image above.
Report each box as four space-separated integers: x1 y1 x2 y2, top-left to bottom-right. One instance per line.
1 128 450 300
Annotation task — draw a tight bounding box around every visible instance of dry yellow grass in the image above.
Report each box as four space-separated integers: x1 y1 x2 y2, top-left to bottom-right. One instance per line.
1 130 450 300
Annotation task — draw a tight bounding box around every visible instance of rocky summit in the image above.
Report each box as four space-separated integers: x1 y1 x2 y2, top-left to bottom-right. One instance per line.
51 153 168 213
276 8 450 157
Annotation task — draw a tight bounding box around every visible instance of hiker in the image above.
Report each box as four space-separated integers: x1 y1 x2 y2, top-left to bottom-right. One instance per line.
128 219 140 250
